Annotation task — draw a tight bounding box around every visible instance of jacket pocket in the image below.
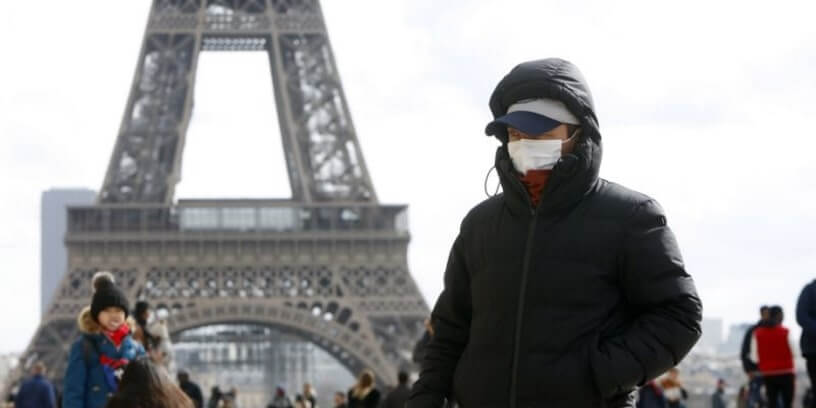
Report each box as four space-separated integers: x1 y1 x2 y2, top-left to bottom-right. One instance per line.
589 330 642 398
517 338 601 406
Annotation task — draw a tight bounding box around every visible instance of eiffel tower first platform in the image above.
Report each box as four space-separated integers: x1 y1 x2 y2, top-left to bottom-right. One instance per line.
6 0 430 392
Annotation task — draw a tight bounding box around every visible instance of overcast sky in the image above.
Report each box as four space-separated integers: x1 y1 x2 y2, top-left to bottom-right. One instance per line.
1 0 815 353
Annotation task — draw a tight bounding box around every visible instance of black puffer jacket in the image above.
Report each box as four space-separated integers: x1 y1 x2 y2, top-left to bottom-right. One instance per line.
407 59 702 408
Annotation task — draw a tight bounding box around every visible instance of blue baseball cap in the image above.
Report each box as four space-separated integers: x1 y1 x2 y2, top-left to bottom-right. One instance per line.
486 98 580 136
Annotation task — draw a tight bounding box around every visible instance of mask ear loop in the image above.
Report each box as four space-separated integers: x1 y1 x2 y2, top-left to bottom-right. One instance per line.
483 166 502 198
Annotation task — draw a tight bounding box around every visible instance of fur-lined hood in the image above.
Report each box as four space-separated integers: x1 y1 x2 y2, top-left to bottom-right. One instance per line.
77 306 136 334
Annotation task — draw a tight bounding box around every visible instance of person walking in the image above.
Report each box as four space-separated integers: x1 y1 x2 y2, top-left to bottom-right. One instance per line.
62 272 145 408
743 306 771 373
332 392 347 408
637 380 666 408
381 371 411 408
751 306 795 408
302 383 317 408
132 301 174 371
177 370 204 408
711 379 727 408
223 388 239 408
798 280 816 408
743 305 772 407
14 362 57 408
104 358 194 408
294 394 311 408
268 386 294 408
347 370 380 408
736 385 750 408
407 57 702 408
659 368 688 408
208 386 223 408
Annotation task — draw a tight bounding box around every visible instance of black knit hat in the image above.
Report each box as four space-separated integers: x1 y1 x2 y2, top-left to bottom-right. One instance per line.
90 271 130 322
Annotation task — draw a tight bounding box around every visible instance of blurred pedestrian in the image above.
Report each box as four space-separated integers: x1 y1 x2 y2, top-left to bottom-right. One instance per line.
303 383 317 408
177 370 204 408
751 306 795 408
743 305 771 407
381 371 410 408
14 362 57 408
224 388 238 408
294 394 311 408
637 380 667 408
659 368 688 408
736 385 749 408
208 386 223 408
348 370 380 408
332 391 347 408
132 301 174 371
711 379 727 408
797 280 816 408
268 386 293 408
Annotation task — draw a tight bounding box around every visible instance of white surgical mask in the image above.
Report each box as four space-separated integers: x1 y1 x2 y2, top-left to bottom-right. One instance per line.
507 139 562 174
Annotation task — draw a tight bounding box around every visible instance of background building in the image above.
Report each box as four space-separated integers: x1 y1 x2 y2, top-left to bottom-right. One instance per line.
0 353 19 395
698 318 724 353
40 188 96 317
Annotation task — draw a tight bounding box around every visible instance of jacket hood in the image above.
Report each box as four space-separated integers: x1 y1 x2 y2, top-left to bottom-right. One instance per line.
77 306 135 335
487 58 602 216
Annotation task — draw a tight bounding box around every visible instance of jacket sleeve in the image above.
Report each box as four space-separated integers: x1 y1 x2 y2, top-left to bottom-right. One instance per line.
749 333 759 368
740 326 758 372
407 234 472 408
591 199 702 397
62 339 87 408
797 284 816 334
46 380 57 408
132 337 146 359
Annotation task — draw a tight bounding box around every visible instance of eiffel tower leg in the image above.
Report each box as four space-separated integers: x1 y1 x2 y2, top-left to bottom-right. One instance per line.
99 31 200 204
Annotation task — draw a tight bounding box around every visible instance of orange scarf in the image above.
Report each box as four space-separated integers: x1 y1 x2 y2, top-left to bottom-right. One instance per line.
519 169 553 207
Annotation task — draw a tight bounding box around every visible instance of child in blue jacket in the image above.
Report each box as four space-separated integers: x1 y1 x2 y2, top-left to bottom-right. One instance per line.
62 272 145 408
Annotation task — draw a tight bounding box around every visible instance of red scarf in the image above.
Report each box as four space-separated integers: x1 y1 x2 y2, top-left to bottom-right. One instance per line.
103 324 130 348
519 170 553 207
99 354 129 369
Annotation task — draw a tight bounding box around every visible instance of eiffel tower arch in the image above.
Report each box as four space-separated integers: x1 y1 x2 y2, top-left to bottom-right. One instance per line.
6 0 430 394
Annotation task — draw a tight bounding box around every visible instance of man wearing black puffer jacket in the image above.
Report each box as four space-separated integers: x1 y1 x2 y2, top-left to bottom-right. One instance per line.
407 58 702 408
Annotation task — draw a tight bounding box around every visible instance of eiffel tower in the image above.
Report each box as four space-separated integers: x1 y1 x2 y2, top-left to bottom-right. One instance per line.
6 0 429 394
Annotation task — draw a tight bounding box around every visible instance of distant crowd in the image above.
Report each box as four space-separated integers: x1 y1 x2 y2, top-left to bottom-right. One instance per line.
6 272 816 408
3 272 414 408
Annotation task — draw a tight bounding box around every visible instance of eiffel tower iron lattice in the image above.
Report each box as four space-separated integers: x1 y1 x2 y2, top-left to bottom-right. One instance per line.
5 0 430 395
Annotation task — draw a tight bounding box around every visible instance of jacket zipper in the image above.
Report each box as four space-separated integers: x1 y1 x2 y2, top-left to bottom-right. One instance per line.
509 206 538 408
507 158 565 408
508 180 540 408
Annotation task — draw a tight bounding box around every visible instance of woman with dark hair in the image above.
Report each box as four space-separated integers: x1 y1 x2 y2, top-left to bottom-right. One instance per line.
132 301 174 371
105 358 194 408
347 370 380 408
